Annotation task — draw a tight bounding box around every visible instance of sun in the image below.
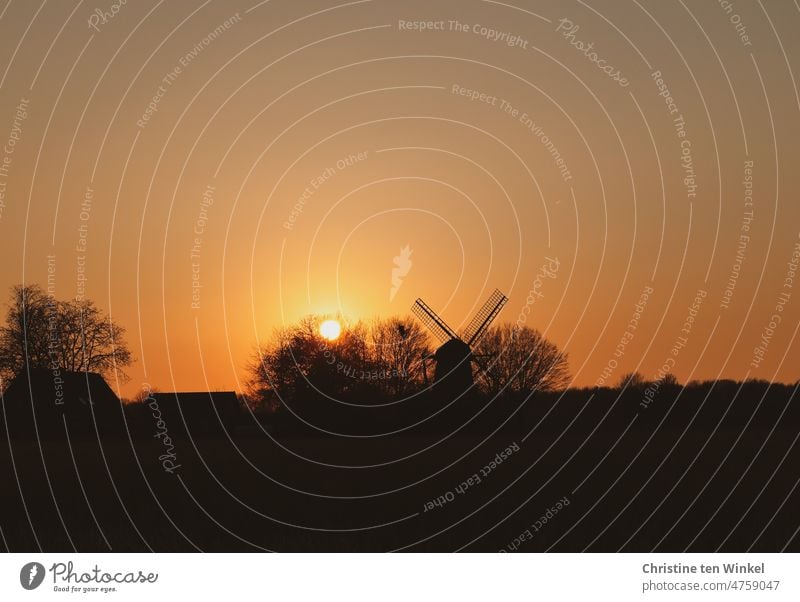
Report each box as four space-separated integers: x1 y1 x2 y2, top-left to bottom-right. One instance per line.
319 319 341 341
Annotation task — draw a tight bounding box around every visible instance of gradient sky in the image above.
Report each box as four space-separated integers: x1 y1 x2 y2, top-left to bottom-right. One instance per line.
0 0 798 397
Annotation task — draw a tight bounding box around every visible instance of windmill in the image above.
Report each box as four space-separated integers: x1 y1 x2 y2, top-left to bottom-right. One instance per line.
411 289 508 396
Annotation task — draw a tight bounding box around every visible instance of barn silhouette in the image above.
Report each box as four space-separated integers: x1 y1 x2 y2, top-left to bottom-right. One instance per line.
1 368 123 438
148 391 243 438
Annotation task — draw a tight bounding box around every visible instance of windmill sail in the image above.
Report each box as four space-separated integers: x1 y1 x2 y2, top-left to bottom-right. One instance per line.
463 289 509 346
411 298 458 343
411 289 509 396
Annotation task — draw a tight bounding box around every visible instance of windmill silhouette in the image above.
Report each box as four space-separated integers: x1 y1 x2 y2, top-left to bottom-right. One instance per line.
412 289 508 396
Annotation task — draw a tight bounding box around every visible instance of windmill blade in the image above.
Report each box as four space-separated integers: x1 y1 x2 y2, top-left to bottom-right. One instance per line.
411 298 458 343
463 289 509 346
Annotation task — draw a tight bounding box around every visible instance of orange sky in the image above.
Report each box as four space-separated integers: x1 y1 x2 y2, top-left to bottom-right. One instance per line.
1 0 799 397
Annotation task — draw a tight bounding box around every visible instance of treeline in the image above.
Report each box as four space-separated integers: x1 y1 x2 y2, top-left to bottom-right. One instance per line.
244 315 571 412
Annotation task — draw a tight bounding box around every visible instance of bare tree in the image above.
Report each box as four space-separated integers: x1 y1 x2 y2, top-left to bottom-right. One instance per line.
0 284 133 382
474 324 570 395
246 325 308 408
0 285 52 380
660 373 680 388
617 371 647 390
246 316 371 405
370 317 432 396
51 298 132 376
246 315 433 410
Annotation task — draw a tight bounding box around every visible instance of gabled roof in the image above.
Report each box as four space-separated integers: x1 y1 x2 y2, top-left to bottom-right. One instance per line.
2 367 121 409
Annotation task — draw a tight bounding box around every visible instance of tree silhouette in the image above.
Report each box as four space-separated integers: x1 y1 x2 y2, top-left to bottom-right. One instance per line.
0 284 51 379
246 316 432 410
617 371 647 390
660 373 680 387
369 317 431 396
0 284 132 382
473 324 570 395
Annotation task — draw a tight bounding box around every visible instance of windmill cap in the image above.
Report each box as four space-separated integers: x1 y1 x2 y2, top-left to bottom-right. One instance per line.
434 338 472 358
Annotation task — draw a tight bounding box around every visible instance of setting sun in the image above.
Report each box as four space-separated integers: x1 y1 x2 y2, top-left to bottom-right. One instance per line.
319 319 342 341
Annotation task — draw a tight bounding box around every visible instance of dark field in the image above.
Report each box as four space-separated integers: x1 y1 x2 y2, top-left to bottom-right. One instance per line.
2 381 799 552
